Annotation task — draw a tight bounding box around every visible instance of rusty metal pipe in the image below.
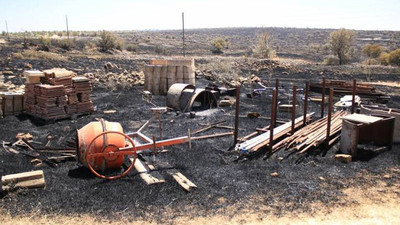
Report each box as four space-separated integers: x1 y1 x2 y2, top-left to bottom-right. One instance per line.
303 81 309 126
269 89 277 151
351 79 356 114
321 77 326 118
291 85 297 134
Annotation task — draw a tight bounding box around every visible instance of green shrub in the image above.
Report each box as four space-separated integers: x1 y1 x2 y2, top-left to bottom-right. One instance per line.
362 44 382 58
210 37 228 54
253 32 276 59
388 49 400 66
97 30 124 52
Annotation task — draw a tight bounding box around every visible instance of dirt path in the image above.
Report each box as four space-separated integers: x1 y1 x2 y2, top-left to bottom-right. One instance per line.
1 183 399 225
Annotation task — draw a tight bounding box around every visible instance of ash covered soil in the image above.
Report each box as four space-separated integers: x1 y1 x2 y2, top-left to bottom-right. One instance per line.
1 56 400 223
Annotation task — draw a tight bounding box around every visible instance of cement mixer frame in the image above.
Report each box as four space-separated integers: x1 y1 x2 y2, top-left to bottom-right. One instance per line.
80 107 233 180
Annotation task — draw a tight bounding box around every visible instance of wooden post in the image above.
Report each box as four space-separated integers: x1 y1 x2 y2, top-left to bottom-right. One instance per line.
5 20 9 40
182 12 185 57
291 85 297 134
351 79 356 114
326 88 333 146
234 85 240 145
269 89 277 151
65 15 69 40
321 77 326 118
303 81 309 125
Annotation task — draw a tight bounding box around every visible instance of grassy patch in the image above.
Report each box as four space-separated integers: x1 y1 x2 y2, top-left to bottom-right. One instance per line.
12 50 68 61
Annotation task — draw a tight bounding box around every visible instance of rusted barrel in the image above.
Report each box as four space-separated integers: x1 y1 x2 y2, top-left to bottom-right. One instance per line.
166 83 195 111
76 119 125 170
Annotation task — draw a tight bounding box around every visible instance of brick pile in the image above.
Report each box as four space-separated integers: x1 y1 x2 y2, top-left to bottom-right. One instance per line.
24 69 94 120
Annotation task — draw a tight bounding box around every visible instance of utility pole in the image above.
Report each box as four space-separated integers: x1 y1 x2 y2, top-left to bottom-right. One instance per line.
182 12 185 57
5 20 9 40
65 15 69 40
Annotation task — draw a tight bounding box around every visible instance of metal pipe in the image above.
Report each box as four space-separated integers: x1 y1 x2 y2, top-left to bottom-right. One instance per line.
351 79 356 114
303 81 309 125
291 85 297 134
269 89 277 151
326 88 333 146
321 77 326 118
234 85 240 145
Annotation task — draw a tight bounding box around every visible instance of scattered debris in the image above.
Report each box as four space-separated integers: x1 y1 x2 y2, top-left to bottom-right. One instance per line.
334 95 361 109
16 133 33 140
219 97 235 107
335 154 352 163
1 170 45 192
103 109 117 114
83 71 144 88
309 80 389 103
270 172 279 177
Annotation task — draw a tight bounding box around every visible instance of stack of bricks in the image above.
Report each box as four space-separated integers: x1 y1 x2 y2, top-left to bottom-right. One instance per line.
23 68 94 120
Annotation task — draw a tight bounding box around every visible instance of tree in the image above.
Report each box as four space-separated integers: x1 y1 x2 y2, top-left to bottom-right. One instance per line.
253 32 276 59
328 29 354 65
210 37 228 54
362 44 382 59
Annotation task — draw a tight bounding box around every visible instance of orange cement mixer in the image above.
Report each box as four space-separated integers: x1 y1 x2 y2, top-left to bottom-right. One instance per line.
76 119 137 179
76 108 233 180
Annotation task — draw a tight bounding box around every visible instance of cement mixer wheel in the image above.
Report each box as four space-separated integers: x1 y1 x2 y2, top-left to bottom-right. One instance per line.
85 131 137 180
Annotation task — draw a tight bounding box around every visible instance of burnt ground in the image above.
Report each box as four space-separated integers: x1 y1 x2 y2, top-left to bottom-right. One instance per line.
1 54 400 224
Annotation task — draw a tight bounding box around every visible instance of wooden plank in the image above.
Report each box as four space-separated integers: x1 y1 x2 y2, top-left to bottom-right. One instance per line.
1 170 45 192
132 158 165 185
167 169 197 192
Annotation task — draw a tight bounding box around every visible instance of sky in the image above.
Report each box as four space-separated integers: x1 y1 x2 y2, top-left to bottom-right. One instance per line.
0 0 399 32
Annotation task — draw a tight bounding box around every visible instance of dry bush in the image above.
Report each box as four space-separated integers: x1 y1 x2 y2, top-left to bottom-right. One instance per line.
13 50 67 61
125 44 137 52
323 55 340 65
97 30 124 52
36 37 51 51
55 39 74 51
210 37 229 54
379 52 390 66
253 32 276 59
198 60 239 83
328 29 355 65
388 49 400 66
362 58 379 65
362 44 382 59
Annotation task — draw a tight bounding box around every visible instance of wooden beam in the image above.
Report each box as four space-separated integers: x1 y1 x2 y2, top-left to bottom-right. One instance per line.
167 169 197 192
133 158 165 185
1 170 45 192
